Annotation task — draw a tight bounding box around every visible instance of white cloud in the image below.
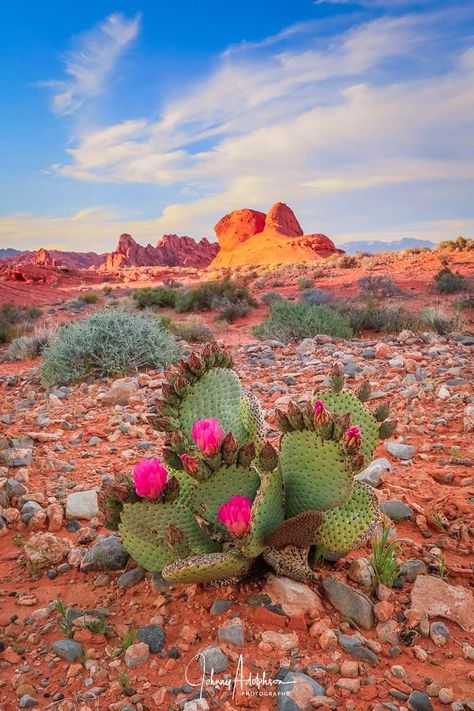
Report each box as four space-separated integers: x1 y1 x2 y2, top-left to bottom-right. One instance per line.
42 13 140 115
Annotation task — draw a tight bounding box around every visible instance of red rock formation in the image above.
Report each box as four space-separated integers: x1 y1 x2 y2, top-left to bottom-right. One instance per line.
103 233 219 271
3 248 106 270
211 202 342 267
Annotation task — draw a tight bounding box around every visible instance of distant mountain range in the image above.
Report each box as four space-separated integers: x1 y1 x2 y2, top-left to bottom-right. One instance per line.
340 237 434 254
0 248 21 260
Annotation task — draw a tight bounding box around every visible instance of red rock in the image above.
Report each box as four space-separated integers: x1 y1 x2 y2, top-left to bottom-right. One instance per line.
264 202 303 237
253 607 287 629
2 646 22 664
410 575 474 631
214 208 266 251
104 233 219 270
374 600 394 622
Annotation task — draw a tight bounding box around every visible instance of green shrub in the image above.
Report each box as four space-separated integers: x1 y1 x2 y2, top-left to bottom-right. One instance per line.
299 287 332 305
0 304 42 344
175 278 254 314
337 254 357 269
103 285 113 296
172 318 214 343
297 277 313 291
358 275 399 297
433 267 467 293
260 291 284 306
6 325 57 360
133 287 177 309
456 293 474 309
420 308 460 335
215 299 251 323
340 302 419 334
80 292 99 304
41 310 181 386
253 300 352 342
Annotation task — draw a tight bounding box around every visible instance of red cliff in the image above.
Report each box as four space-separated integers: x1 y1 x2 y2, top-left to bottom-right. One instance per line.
103 233 219 271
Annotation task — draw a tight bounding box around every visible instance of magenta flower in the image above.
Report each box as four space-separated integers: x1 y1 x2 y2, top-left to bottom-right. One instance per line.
180 453 200 476
313 400 331 427
218 495 252 538
191 418 225 457
133 458 168 499
342 425 362 450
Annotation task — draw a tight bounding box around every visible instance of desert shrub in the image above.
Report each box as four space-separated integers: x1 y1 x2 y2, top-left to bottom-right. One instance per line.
6 325 57 360
456 293 474 309
133 287 177 309
337 254 357 269
420 308 460 335
215 299 251 323
340 302 419 334
80 292 99 304
260 291 284 306
358 275 399 298
254 300 352 342
103 285 113 296
252 277 266 289
299 287 332 306
297 277 313 291
175 278 254 314
433 267 467 293
41 310 181 386
0 304 42 344
435 236 474 252
172 318 214 343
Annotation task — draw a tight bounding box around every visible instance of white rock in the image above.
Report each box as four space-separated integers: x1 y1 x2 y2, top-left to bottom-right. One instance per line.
66 490 98 520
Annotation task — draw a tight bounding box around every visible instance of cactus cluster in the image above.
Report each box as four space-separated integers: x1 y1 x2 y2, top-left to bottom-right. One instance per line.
99 343 396 585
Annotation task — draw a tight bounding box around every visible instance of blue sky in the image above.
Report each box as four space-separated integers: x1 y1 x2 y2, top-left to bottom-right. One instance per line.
1 0 473 252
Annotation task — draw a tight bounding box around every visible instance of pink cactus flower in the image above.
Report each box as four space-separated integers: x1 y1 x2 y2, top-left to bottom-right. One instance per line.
342 425 362 450
180 453 200 476
191 418 225 457
217 495 252 538
133 458 168 499
313 399 331 427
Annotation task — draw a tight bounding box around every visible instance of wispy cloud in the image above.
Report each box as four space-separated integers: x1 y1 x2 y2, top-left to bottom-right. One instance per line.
42 12 140 116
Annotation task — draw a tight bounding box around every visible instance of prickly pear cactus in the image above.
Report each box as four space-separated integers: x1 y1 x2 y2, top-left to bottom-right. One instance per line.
100 346 394 586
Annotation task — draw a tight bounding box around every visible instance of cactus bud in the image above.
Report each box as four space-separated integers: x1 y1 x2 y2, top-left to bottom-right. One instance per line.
180 453 201 476
313 400 332 427
259 441 278 471
374 404 390 422
202 343 216 367
330 363 345 392
275 409 293 433
147 415 179 432
163 448 183 469
350 451 365 472
162 476 180 503
167 430 186 448
378 420 397 439
357 379 371 402
221 432 240 464
187 352 205 375
173 375 190 398
302 401 315 430
342 425 362 451
287 401 304 430
237 441 256 467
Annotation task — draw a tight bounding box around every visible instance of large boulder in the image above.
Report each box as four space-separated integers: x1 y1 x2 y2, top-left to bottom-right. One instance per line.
265 202 303 236
214 208 266 251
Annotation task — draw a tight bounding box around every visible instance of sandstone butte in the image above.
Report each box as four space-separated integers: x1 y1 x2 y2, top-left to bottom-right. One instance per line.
210 201 342 267
103 233 219 271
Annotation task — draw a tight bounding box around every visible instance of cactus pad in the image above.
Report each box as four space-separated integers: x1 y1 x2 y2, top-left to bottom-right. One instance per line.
313 389 379 460
280 430 353 515
119 499 218 572
313 481 381 554
189 463 260 524
239 468 285 558
265 510 323 548
162 550 250 583
240 388 266 452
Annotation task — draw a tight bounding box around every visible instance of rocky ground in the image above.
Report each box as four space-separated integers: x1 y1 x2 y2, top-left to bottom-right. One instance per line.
0 328 473 711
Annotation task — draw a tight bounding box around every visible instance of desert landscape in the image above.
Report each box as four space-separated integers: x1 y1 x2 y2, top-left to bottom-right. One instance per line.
2 1 474 710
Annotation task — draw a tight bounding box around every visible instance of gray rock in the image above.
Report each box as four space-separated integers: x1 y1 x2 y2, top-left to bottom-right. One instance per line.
347 558 373 587
277 671 325 710
198 645 229 674
210 599 233 615
380 499 413 521
322 577 374 630
19 696 38 708
384 441 416 460
136 625 165 653
52 639 84 661
218 619 245 647
429 621 449 646
338 633 379 665
66 489 98 520
0 448 32 467
118 567 146 588
6 477 28 499
151 572 171 593
356 457 392 488
399 559 426 582
407 690 434 711
80 536 129 572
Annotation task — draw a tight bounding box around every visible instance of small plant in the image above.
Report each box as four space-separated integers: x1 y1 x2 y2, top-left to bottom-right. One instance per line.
340 302 420 335
437 555 449 580
80 292 99 304
55 599 75 638
431 510 446 532
254 300 353 342
84 617 109 636
337 254 357 269
215 299 251 323
41 309 181 386
103 285 113 296
0 304 42 344
370 526 400 589
260 291 284 306
297 277 313 291
6 324 57 360
299 287 332 306
358 275 399 298
433 267 467 293
133 287 177 309
420 308 460 335
117 630 137 654
172 318 214 343
118 670 131 695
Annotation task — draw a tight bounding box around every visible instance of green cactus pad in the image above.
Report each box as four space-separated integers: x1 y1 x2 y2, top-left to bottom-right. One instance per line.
240 388 266 452
239 468 285 558
179 368 249 444
119 499 217 572
313 389 379 460
162 550 250 583
189 463 261 524
280 430 353 515
313 481 381 554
